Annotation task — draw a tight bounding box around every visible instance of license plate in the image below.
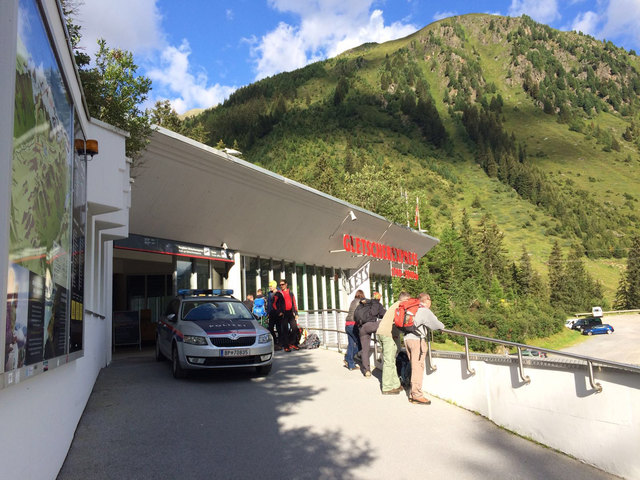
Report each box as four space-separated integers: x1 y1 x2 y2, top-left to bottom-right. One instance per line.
221 349 250 357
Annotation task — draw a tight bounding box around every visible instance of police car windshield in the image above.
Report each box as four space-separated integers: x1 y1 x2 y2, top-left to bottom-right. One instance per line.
181 300 253 321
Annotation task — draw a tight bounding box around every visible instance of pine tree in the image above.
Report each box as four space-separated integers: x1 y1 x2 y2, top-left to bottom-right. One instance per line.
615 236 640 308
548 241 566 308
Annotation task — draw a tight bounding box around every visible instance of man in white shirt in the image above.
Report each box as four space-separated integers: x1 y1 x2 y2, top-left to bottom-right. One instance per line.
404 292 444 405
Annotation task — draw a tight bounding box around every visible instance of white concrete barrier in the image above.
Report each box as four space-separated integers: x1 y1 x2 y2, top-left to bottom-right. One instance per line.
424 353 640 479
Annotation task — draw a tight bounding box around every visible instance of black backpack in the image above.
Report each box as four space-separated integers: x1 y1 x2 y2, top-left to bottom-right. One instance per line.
354 300 374 326
396 351 411 387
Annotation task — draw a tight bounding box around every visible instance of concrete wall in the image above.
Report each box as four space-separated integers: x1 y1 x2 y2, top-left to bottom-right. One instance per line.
423 354 640 479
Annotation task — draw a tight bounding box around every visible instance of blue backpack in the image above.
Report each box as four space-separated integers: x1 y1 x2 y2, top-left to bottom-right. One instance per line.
253 296 266 317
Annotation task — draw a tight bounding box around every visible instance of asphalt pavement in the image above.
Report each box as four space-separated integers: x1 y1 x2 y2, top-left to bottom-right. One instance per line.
57 346 619 480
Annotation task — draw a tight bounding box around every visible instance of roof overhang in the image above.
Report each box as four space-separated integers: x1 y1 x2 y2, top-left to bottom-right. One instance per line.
130 127 439 276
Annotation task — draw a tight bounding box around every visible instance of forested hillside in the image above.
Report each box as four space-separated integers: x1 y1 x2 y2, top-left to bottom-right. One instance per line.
171 14 640 344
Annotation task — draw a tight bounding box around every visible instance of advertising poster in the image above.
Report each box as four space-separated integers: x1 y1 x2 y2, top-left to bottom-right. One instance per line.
5 263 30 372
70 143 86 353
4 0 75 377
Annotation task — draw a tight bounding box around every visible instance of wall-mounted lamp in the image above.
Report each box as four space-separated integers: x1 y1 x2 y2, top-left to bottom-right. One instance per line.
221 242 228 250
74 139 99 159
329 210 358 239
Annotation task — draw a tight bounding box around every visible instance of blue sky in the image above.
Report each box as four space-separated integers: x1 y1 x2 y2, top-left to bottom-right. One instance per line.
75 0 640 114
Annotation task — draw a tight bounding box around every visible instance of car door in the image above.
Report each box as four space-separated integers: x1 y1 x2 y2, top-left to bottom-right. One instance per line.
158 298 180 356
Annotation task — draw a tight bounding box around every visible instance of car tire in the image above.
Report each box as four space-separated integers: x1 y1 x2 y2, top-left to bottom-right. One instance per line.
256 364 272 376
607 329 612 334
172 344 186 379
587 331 593 336
155 337 164 361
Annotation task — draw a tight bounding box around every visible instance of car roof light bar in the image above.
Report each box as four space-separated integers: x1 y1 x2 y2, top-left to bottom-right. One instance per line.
178 288 234 297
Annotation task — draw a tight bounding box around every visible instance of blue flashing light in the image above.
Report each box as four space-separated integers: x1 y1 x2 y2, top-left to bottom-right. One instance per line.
178 288 234 297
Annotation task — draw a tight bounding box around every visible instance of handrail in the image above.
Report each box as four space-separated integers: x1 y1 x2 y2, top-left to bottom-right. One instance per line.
574 309 640 317
296 310 640 393
431 328 640 393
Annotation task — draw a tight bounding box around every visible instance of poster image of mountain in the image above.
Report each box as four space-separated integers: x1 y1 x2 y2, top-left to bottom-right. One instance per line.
6 0 73 371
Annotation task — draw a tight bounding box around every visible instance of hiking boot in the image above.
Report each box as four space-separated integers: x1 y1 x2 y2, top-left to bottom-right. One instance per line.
364 370 371 378
382 386 403 395
409 396 431 405
290 344 299 350
349 366 359 371
284 347 291 352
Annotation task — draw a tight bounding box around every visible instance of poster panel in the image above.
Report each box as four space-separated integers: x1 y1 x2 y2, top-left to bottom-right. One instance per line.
5 0 74 376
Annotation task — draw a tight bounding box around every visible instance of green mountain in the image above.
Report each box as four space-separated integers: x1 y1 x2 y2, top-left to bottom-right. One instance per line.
183 13 640 310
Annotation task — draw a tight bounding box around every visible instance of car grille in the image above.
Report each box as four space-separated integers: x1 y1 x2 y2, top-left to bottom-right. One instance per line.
203 355 263 366
209 336 256 347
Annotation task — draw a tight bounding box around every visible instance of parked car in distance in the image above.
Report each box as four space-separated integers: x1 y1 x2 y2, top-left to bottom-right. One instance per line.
510 349 548 358
571 317 603 332
522 349 548 358
156 289 274 378
582 324 614 336
565 318 578 328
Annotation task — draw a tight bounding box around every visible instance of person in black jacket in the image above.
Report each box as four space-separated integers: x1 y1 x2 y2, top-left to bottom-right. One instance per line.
357 291 386 377
267 281 284 350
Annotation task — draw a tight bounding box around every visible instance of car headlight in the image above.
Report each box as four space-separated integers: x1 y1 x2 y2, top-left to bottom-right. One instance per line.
258 333 271 344
184 335 207 345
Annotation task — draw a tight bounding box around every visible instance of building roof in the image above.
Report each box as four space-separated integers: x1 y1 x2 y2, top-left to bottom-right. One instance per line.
130 127 439 275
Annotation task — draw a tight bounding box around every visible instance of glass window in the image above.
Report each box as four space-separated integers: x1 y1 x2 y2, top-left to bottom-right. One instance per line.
306 265 316 310
244 256 257 298
195 259 210 289
295 265 305 310
176 259 193 291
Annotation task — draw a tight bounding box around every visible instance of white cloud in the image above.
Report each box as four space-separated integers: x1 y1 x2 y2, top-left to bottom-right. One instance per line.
146 41 236 114
508 0 560 24
433 11 458 21
76 0 236 113
571 10 599 36
600 0 640 45
76 0 164 56
251 0 417 80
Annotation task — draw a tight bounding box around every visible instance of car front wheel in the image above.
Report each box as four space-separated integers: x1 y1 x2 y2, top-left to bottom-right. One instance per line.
607 329 612 334
587 331 593 336
172 344 186 379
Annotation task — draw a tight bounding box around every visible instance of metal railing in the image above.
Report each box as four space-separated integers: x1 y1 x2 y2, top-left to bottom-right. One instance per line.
430 328 640 393
297 310 640 393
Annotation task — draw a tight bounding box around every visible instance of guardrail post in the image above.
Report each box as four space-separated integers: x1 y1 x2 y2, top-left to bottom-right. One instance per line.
427 330 437 371
516 347 531 385
587 360 603 393
464 337 476 376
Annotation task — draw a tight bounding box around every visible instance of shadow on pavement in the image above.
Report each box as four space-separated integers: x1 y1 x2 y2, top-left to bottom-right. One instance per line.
57 347 374 480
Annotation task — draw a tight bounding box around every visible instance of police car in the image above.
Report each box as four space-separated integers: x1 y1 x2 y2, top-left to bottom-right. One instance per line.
156 289 274 378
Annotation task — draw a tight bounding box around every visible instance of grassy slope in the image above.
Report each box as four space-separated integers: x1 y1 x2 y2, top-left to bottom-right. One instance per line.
220 14 640 303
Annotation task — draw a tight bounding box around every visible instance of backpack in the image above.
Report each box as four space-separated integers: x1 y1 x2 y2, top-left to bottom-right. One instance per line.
396 350 411 387
394 298 423 336
354 300 375 326
302 333 320 349
252 297 266 317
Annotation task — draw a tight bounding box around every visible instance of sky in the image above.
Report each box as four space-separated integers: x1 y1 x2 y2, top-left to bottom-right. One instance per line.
74 0 640 115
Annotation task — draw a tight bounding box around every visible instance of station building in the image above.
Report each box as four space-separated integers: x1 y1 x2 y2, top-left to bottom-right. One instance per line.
0 1 438 478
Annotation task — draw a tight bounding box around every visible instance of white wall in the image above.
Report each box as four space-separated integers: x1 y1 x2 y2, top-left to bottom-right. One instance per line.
423 354 640 479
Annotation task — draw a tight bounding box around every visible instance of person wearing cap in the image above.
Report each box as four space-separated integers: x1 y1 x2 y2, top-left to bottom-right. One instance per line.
266 280 282 349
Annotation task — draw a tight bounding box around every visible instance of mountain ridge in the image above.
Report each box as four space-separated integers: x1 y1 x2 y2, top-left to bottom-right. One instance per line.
180 13 640 304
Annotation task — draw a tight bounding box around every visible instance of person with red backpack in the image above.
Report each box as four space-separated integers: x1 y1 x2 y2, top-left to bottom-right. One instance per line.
403 292 444 405
376 291 411 394
278 279 300 352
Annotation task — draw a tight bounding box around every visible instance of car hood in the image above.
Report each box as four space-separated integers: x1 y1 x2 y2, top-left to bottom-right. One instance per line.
190 318 257 336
